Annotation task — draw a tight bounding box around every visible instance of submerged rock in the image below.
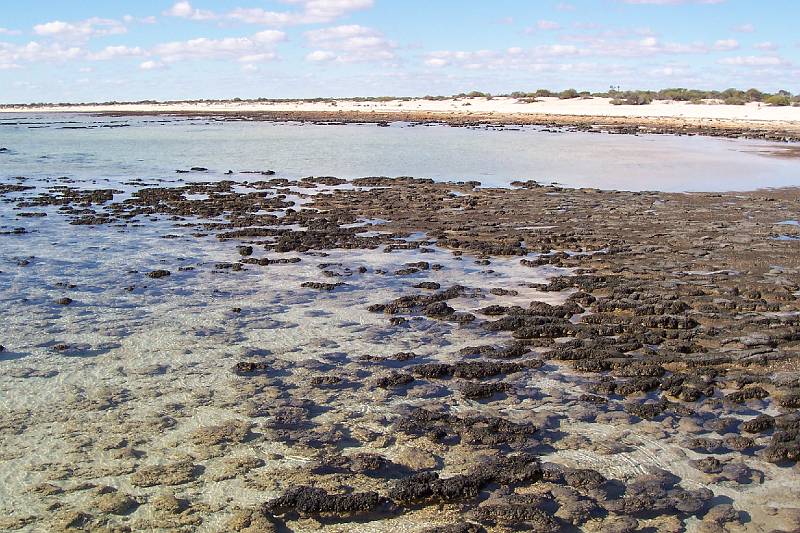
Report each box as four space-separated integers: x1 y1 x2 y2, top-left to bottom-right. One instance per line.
264 486 391 517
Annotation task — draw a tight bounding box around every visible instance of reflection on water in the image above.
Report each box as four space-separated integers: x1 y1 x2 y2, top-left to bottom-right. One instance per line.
1 113 798 191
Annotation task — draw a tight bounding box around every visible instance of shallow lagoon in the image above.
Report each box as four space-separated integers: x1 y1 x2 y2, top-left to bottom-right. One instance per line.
1 113 798 191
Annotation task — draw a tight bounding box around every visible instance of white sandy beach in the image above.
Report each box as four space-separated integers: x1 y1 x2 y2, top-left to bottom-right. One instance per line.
4 96 800 124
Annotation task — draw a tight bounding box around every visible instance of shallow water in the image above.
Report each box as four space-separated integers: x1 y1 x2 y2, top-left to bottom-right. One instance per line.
1 175 579 531
2 123 800 531
1 113 798 191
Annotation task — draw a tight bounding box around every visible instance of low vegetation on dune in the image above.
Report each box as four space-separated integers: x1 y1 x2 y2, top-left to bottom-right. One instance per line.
2 87 799 108
460 86 800 107
595 87 798 106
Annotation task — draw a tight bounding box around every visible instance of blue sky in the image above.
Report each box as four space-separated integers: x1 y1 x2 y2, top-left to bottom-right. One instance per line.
1 0 798 103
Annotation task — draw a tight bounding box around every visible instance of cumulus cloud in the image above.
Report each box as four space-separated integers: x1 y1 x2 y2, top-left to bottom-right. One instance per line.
718 55 785 66
713 39 739 51
754 41 777 51
421 28 740 74
424 57 449 67
1 41 83 63
164 0 373 26
557 29 710 57
139 60 166 70
87 45 145 61
306 50 337 62
648 65 691 76
0 27 22 36
122 15 158 25
423 44 587 71
151 31 286 63
162 1 216 21
291 0 374 23
33 18 127 41
304 24 395 62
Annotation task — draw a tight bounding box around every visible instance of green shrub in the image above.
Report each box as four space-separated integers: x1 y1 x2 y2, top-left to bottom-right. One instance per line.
723 96 747 105
765 95 791 106
657 88 716 102
745 88 764 102
609 91 654 105
559 88 579 99
720 88 746 100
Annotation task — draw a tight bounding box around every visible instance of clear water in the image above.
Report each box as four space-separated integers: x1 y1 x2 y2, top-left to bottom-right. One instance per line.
1 113 798 192
1 115 799 531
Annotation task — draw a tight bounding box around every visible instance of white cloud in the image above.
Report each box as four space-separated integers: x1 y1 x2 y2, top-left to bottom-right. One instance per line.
227 8 294 25
421 30 732 74
718 55 784 66
424 57 449 68
754 42 778 51
0 28 22 36
559 30 709 58
306 50 337 62
151 31 286 63
422 45 586 71
713 39 739 51
163 1 216 21
535 44 581 56
123 15 158 25
139 60 166 70
33 18 127 41
166 0 373 26
87 45 145 61
238 52 278 63
537 20 561 30
304 24 395 62
291 0 374 23
1 41 83 63
253 30 288 44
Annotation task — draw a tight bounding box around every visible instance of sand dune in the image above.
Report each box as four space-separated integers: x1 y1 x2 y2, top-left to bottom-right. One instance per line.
4 96 800 123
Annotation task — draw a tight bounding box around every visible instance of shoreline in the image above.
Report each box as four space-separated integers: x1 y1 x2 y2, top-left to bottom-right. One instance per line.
3 96 800 141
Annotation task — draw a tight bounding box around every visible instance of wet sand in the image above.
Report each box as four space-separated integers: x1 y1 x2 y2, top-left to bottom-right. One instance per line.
1 173 799 532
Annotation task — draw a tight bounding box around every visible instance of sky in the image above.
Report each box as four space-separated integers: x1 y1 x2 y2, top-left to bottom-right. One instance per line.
1 0 799 103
